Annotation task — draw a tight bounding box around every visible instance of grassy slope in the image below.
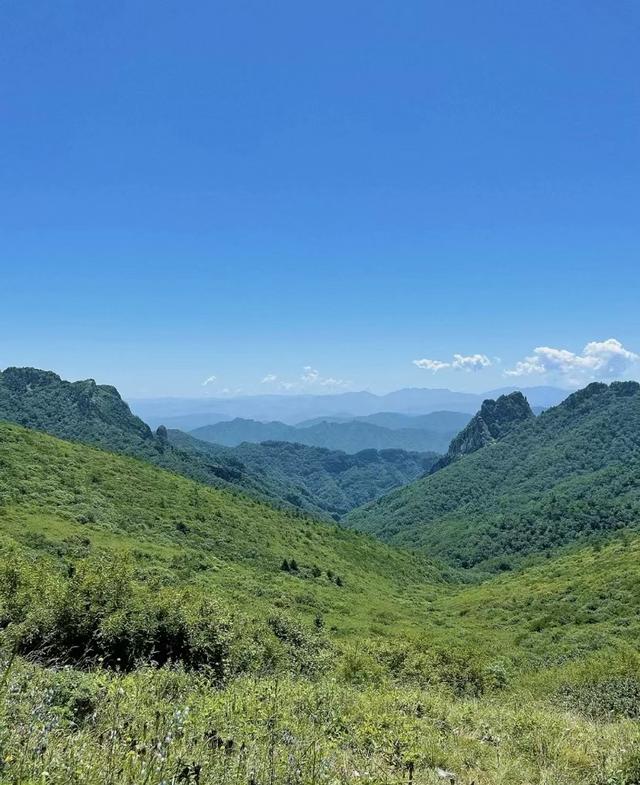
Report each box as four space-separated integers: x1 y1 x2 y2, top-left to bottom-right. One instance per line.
0 422 452 640
2 421 640 669
345 381 640 569
0 367 434 522
429 534 640 668
2 423 640 783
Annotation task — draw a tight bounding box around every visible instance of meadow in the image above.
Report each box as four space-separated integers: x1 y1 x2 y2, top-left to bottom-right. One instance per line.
1 420 640 782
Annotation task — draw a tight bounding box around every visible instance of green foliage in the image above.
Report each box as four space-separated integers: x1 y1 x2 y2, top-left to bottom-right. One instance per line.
1 394 640 783
0 420 451 648
347 382 640 569
0 366 437 520
1 662 638 785
557 677 640 721
0 552 238 676
171 430 438 518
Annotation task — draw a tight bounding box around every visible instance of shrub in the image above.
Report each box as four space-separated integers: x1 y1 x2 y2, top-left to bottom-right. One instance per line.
556 677 640 720
0 552 236 679
267 613 332 676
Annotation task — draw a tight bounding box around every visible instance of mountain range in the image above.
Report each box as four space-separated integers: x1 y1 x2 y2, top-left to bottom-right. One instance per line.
130 385 569 427
3 365 640 784
0 367 438 519
190 413 469 454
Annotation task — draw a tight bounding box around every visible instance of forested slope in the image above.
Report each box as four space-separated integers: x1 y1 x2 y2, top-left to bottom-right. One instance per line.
346 382 640 569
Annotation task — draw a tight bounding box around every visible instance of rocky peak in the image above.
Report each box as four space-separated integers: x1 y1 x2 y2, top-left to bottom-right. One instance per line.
430 391 534 473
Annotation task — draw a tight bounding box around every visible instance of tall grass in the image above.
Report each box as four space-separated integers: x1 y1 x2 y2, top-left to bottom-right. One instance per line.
1 657 639 785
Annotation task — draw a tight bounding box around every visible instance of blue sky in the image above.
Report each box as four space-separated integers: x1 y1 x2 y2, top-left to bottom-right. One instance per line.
1 0 639 397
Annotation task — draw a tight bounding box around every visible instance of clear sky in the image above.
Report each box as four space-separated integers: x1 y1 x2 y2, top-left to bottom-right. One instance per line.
2 1 639 398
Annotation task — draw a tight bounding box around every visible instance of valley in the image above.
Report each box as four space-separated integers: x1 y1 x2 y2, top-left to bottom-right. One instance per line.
1 368 640 783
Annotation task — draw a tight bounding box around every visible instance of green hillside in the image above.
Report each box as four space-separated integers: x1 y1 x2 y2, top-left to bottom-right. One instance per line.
0 421 452 648
0 367 433 520
0 366 269 496
2 421 640 783
170 430 437 518
345 381 640 569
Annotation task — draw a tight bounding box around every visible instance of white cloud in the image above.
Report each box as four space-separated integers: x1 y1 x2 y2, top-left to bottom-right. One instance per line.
452 353 492 371
583 338 638 375
413 353 493 373
202 375 217 386
256 367 351 391
505 338 639 381
301 366 320 384
300 366 349 388
413 358 451 372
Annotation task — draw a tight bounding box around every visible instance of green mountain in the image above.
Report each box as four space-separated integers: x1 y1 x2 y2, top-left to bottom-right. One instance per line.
3 419 640 784
429 391 534 473
192 416 457 453
345 381 640 570
0 367 287 499
170 430 437 518
3 418 640 669
0 367 437 518
4 401 640 784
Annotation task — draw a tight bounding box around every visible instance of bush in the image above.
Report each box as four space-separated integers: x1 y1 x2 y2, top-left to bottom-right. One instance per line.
621 751 640 785
266 613 332 676
0 552 236 679
556 677 640 720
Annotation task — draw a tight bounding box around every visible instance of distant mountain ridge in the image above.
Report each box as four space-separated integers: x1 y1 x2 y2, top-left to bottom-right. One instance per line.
296 410 472 432
130 385 570 426
190 415 463 454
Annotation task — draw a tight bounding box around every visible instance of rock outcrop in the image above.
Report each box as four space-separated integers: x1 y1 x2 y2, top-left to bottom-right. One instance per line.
430 391 534 473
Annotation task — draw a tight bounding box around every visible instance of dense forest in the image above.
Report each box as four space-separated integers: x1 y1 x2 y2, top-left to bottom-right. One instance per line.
170 429 437 518
346 382 640 569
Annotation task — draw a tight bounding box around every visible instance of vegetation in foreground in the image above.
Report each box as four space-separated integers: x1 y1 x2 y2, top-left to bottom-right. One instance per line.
2 655 640 785
1 419 640 782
